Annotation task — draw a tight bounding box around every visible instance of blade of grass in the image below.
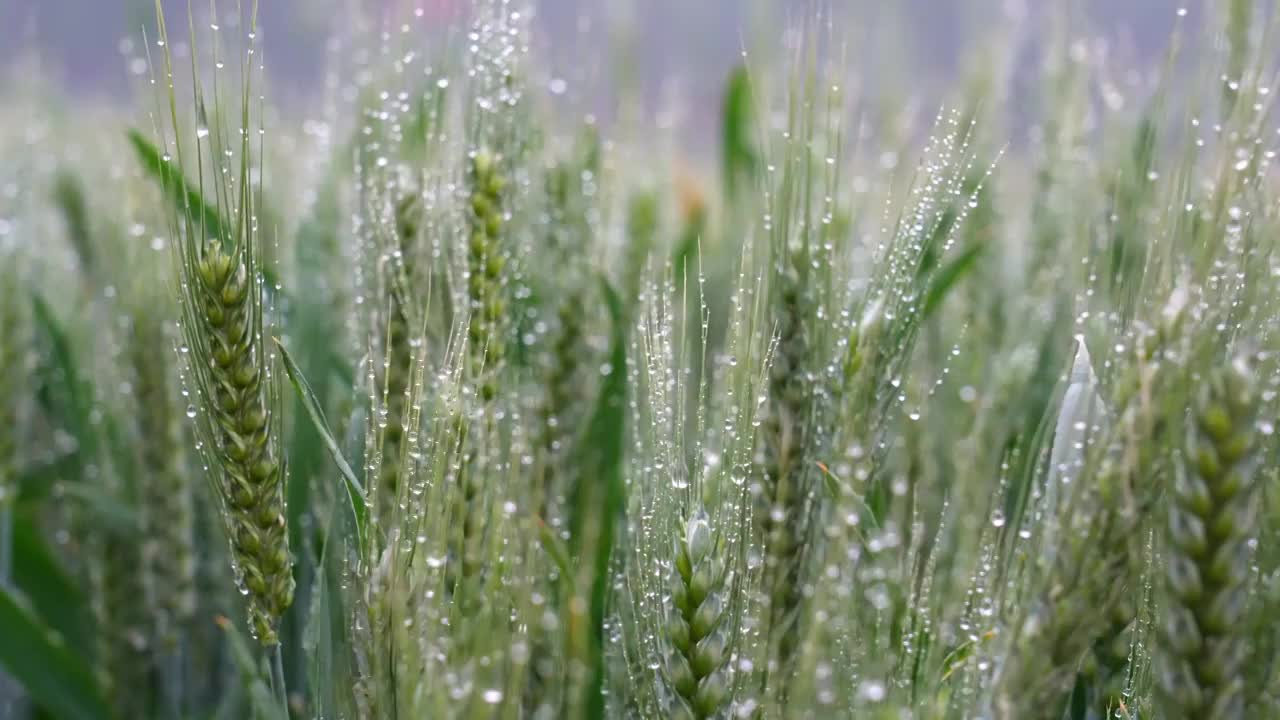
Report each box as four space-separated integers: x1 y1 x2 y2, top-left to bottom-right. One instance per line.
0 586 110 720
55 484 142 538
722 64 760 201
921 243 985 320
52 172 95 278
10 512 92 657
214 615 288 720
31 294 96 463
275 339 368 554
566 279 628 720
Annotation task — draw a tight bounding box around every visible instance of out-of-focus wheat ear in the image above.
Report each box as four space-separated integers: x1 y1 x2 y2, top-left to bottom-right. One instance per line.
1157 354 1259 720
374 193 420 522
665 509 733 720
1081 287 1190 714
91 525 151 717
466 148 508 401
441 147 509 637
538 276 587 521
1080 594 1139 716
757 257 815 692
131 314 196 649
995 446 1152 719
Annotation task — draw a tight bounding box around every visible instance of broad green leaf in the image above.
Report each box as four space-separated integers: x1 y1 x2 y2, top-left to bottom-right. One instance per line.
922 244 984 319
56 483 142 538
30 296 139 503
721 65 759 201
0 586 110 720
31 294 98 464
11 512 93 657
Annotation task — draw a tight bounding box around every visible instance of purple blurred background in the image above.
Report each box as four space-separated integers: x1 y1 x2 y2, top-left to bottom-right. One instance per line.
1 0 1201 113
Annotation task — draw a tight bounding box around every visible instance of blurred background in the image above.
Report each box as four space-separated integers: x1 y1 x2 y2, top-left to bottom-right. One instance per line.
2 0 1201 112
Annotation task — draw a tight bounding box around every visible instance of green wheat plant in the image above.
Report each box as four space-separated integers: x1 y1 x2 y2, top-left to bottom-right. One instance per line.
0 1 1279 720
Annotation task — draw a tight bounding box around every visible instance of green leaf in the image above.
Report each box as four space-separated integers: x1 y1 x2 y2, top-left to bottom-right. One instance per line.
566 278 629 720
11 511 93 657
302 501 348 720
29 297 140 507
939 629 996 681
282 175 351 672
15 454 80 503
215 616 287 720
127 128 226 246
127 128 280 293
922 243 984 319
0 586 111 720
56 482 142 537
721 65 759 201
671 204 707 291
275 339 368 554
31 294 96 463
52 171 94 278
536 518 572 579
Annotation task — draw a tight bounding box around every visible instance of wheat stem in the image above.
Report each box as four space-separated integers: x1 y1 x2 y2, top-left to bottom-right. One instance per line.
269 644 289 716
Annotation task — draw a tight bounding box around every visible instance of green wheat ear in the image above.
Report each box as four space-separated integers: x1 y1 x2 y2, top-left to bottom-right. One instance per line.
666 509 732 720
1158 354 1259 720
140 0 294 648
184 240 294 646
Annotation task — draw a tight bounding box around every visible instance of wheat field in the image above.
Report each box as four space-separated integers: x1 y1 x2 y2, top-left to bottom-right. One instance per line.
1 1 1279 719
